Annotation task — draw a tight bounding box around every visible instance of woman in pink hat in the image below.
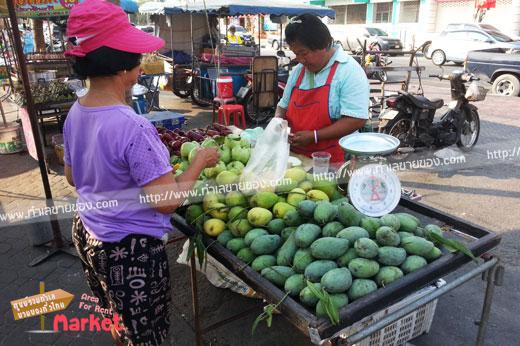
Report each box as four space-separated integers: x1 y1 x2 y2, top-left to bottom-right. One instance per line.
63 1 219 345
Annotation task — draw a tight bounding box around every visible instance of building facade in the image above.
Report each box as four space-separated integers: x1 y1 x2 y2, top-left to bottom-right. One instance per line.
325 0 520 48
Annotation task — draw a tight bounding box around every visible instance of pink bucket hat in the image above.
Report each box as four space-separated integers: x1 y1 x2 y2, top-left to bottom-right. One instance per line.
65 0 164 57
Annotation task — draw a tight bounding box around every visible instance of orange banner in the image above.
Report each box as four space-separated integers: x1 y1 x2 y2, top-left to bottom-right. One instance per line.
11 289 74 320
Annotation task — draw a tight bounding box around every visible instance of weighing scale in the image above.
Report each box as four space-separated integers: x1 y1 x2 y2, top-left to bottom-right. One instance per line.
337 133 401 217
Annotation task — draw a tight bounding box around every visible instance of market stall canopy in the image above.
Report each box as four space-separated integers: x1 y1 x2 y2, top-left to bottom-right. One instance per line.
140 0 335 18
139 1 182 15
0 0 138 17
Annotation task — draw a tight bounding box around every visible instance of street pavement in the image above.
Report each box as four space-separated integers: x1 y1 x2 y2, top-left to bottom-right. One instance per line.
0 54 519 346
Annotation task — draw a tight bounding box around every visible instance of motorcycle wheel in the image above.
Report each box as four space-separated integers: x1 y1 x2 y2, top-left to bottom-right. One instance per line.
173 86 191 98
456 108 480 151
244 94 273 125
384 115 415 160
376 70 388 82
190 79 212 107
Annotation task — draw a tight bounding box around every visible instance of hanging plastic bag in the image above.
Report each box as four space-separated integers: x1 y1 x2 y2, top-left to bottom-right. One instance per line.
465 80 489 102
240 117 290 192
176 240 260 298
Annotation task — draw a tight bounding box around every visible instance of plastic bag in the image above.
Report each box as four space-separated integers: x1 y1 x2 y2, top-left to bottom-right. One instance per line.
240 117 290 192
465 81 488 102
176 240 260 298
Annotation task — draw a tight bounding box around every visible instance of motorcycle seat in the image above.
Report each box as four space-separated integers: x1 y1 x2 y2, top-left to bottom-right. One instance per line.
407 94 444 110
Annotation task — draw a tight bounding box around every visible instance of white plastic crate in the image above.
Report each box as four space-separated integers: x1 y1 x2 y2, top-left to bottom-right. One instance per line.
332 279 446 346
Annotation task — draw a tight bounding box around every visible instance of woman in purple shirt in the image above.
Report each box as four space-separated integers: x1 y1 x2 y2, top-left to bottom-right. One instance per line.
63 1 219 345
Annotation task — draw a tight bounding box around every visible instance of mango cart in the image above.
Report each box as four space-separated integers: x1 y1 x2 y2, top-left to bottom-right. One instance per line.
164 128 503 346
171 198 501 345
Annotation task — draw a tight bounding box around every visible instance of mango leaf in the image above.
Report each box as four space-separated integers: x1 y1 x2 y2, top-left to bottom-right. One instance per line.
321 290 340 325
306 280 324 300
427 232 478 262
251 293 289 335
306 281 339 325
195 234 206 269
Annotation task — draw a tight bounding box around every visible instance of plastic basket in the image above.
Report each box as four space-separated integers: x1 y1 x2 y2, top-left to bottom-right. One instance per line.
334 279 446 346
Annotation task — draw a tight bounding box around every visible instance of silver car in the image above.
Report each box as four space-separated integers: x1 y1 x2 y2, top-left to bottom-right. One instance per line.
426 26 520 65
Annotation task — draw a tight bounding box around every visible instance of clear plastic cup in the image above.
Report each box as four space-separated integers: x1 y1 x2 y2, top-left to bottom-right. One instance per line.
312 151 331 175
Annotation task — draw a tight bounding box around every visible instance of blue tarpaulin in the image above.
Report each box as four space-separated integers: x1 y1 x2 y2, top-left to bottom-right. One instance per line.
140 0 335 18
120 0 139 13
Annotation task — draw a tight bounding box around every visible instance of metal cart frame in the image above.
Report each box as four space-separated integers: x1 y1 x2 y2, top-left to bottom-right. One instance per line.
170 196 502 345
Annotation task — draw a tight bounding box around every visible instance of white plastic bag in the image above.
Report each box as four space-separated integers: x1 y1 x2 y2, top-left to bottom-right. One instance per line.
176 240 260 298
465 81 488 101
240 117 290 192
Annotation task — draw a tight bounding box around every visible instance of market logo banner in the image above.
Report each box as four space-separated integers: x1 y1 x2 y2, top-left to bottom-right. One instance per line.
11 289 74 321
0 0 79 18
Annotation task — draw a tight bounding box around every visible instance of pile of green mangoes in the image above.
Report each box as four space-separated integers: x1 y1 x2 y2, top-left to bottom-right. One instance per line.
184 167 445 318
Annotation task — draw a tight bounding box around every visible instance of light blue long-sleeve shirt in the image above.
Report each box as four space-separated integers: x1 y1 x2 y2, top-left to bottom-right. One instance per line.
278 45 369 121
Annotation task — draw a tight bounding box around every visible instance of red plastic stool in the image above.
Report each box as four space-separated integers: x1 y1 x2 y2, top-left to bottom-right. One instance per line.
217 104 247 129
212 97 236 123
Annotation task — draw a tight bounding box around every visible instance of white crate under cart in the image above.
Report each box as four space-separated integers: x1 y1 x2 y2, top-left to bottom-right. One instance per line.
328 279 446 346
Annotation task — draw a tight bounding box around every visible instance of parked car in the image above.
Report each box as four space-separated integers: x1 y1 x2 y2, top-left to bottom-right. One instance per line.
465 48 520 96
426 24 520 65
331 26 403 55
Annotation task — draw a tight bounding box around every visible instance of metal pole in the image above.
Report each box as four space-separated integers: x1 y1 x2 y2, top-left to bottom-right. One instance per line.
5 1 65 254
476 261 503 346
189 254 203 346
257 15 261 55
345 258 499 344
47 19 52 52
169 14 173 62
0 25 16 100
0 100 7 128
280 22 283 51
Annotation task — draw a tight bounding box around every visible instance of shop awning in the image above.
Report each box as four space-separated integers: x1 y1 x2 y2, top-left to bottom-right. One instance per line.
0 0 78 18
140 0 335 18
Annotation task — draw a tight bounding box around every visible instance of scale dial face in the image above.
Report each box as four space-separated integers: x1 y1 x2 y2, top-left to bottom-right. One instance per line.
348 163 401 217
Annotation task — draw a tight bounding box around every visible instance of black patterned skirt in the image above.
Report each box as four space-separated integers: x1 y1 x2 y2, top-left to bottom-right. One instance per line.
72 215 171 346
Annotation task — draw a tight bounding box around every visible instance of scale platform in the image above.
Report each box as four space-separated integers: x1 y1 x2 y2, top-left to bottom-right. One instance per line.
338 132 401 216
339 132 400 157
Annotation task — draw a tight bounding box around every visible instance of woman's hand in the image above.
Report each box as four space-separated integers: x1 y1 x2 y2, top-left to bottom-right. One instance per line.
289 130 314 147
194 147 220 168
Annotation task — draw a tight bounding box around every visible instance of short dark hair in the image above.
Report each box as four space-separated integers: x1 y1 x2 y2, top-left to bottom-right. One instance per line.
285 14 333 51
71 46 142 79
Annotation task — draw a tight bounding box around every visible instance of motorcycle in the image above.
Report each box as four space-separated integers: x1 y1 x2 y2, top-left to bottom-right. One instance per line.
363 41 391 82
378 70 485 154
353 40 391 82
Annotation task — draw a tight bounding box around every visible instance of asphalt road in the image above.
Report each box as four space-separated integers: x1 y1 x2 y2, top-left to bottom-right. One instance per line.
377 55 520 346
159 53 520 345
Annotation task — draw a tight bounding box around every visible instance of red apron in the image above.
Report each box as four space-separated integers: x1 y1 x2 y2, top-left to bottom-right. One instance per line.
286 61 345 163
